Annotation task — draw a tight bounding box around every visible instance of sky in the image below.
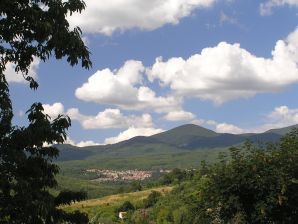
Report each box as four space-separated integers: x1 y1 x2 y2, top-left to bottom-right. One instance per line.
6 0 298 147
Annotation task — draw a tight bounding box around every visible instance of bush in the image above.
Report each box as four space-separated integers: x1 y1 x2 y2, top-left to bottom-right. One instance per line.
132 129 298 223
116 201 135 213
143 191 162 208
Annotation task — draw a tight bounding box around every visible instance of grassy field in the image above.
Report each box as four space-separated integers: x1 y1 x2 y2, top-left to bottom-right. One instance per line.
63 186 173 223
51 175 133 199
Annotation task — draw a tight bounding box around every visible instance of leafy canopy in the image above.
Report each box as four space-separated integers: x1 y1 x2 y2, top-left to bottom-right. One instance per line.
0 0 92 223
0 0 91 88
125 130 298 224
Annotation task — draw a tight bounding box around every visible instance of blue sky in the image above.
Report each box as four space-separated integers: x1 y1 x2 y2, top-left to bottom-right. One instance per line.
7 0 298 146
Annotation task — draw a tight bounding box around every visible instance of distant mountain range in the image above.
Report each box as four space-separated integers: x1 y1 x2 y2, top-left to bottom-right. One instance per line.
56 124 298 162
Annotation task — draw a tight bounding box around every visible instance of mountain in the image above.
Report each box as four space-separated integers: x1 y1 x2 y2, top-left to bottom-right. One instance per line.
55 144 94 161
57 124 297 162
265 124 298 136
150 124 219 146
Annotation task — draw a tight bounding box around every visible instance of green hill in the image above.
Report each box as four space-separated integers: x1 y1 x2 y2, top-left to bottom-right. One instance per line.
54 124 298 180
265 124 298 135
57 124 293 163
53 124 298 202
151 124 219 146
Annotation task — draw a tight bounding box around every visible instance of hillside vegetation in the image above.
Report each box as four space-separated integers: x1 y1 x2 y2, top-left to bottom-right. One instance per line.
54 124 298 200
60 128 298 223
119 129 298 223
56 124 295 178
57 124 294 163
63 186 173 223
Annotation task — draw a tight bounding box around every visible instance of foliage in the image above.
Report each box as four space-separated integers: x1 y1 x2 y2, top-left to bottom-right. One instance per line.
124 129 298 223
143 191 162 208
197 134 298 223
0 0 91 87
0 99 89 223
130 181 143 192
63 186 172 223
116 201 135 213
160 168 195 185
0 0 91 223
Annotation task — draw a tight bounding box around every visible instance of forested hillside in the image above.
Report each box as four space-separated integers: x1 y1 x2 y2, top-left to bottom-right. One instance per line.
65 129 298 223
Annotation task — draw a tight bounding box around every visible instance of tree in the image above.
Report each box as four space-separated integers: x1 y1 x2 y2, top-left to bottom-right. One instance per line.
0 0 92 223
130 181 142 192
116 201 135 213
196 133 298 223
138 130 298 223
143 191 162 208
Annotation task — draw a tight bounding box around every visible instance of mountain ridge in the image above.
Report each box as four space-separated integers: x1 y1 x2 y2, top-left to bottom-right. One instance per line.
56 124 298 162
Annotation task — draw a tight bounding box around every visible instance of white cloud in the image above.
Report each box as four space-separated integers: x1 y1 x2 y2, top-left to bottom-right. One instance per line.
75 60 144 104
75 60 181 113
76 140 101 147
205 119 244 134
204 105 298 134
43 102 65 119
215 123 244 134
148 27 298 104
254 106 298 132
206 120 218 126
164 110 195 121
190 119 205 125
269 106 298 123
67 108 154 129
5 57 40 83
64 137 101 147
104 126 164 144
68 0 216 35
260 0 298 16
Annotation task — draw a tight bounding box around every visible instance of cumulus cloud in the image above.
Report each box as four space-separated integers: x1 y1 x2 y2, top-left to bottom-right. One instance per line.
269 106 298 123
205 105 298 134
76 28 298 110
5 57 40 83
76 140 101 147
206 120 218 126
148 27 298 104
43 137 100 147
42 102 65 119
68 0 216 35
254 106 298 132
190 119 205 125
164 110 195 121
64 137 101 147
260 0 298 16
75 60 181 113
215 123 244 134
67 108 154 129
104 126 164 144
205 120 244 134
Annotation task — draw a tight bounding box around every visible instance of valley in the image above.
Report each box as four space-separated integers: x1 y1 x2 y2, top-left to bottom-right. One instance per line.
56 124 298 223
54 124 297 199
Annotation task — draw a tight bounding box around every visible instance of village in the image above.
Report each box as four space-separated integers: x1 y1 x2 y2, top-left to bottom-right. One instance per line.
85 169 154 182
